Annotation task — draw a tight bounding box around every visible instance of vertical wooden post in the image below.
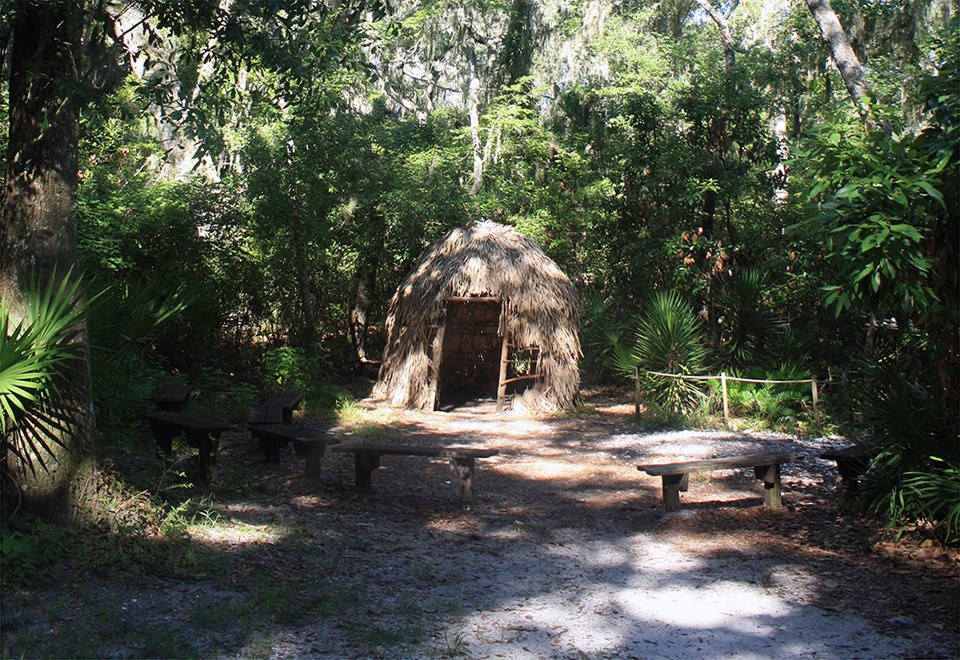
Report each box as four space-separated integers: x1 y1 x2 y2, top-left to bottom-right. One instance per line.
450 456 476 503
496 326 510 412
721 372 730 425
429 324 446 411
811 376 821 431
635 367 641 415
755 463 783 507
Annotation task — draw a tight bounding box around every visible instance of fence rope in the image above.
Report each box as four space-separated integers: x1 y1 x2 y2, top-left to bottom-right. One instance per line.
634 368 822 429
641 370 814 385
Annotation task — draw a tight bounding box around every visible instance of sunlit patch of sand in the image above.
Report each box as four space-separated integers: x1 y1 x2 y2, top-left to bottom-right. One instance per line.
191 519 286 545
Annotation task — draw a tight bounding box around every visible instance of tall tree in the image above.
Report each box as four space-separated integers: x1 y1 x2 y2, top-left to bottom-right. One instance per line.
804 0 869 116
1 0 90 518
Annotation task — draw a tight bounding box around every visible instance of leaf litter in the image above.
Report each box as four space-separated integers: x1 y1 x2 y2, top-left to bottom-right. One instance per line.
2 391 957 658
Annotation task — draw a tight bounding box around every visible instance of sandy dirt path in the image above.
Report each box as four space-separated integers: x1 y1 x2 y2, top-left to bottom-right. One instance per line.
3 396 957 658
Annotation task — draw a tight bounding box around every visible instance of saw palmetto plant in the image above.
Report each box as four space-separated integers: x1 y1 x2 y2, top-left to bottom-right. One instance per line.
613 289 710 414
1 271 91 480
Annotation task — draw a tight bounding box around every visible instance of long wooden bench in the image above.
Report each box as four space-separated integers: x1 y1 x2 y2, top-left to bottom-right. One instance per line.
330 443 499 503
637 452 799 511
247 423 340 477
144 411 237 482
248 391 303 426
820 445 869 494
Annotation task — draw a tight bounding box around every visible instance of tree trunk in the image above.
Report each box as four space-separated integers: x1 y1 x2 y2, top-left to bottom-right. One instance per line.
468 60 484 196
108 3 208 180
293 233 317 352
1 0 92 521
697 0 735 74
696 0 738 236
349 210 383 366
804 0 869 115
350 252 379 363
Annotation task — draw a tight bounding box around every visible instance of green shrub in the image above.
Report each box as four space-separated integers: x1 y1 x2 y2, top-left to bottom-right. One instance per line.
613 290 710 414
706 361 813 430
1 270 94 482
856 362 959 544
715 268 783 368
0 515 76 587
190 366 259 423
262 346 347 416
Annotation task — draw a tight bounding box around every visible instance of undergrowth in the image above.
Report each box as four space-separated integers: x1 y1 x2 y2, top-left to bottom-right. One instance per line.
1 462 227 591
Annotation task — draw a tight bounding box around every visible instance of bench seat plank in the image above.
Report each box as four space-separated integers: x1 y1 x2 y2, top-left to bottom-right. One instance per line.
248 423 340 476
637 452 798 511
331 444 497 459
821 445 869 494
249 391 303 426
637 452 798 476
144 412 236 482
330 443 499 502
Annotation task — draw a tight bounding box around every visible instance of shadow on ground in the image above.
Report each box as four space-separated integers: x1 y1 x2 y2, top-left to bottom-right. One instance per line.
2 396 957 658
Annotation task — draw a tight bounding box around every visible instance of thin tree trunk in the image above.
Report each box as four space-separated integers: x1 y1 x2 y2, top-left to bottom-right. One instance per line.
349 210 384 366
804 0 870 116
293 231 317 352
696 0 738 236
1 0 92 520
468 60 484 196
697 0 736 74
350 252 379 364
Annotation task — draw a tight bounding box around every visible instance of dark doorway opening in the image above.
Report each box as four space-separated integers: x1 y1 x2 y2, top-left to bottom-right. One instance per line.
438 299 502 409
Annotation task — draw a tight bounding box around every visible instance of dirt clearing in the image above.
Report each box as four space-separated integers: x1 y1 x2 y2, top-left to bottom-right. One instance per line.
2 394 957 658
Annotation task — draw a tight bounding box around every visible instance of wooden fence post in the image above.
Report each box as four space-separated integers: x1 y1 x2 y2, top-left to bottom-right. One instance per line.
635 367 641 415
721 371 730 425
811 376 821 431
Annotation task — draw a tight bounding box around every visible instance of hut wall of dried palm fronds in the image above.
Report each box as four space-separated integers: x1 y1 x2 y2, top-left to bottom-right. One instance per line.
371 220 581 411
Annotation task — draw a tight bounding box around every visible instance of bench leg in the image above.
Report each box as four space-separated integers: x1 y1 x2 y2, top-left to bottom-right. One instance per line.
353 452 380 491
154 431 176 457
185 431 219 484
301 443 328 478
661 474 688 511
754 464 782 507
259 437 281 463
449 456 476 503
147 419 177 457
836 458 865 495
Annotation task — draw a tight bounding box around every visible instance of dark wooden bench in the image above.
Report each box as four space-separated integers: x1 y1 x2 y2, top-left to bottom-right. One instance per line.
821 445 869 494
637 452 799 511
247 423 340 477
144 411 237 482
151 384 194 412
330 443 499 503
248 391 303 426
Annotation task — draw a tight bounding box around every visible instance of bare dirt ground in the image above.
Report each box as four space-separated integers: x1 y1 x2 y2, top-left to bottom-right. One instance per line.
3 390 958 658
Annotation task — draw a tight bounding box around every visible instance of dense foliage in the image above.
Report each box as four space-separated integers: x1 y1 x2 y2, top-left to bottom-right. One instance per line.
2 0 957 541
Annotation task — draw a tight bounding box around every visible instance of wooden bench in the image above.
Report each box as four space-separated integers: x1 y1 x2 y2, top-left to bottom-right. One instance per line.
248 391 303 426
330 443 499 503
820 445 869 494
247 423 340 477
144 411 237 482
637 452 799 511
151 384 194 412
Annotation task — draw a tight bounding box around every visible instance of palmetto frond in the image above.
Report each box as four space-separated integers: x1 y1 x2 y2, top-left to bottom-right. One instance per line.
1 270 91 476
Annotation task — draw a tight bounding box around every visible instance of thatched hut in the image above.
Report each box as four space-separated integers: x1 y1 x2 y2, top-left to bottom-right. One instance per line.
372 220 580 412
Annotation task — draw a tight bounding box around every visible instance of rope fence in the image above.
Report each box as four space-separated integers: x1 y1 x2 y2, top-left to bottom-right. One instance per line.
634 368 821 428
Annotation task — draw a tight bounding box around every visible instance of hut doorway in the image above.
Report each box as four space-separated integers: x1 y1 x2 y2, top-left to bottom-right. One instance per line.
437 298 503 408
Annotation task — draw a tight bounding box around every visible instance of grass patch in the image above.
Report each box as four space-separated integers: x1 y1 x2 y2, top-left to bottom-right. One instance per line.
335 398 399 437
345 620 425 656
